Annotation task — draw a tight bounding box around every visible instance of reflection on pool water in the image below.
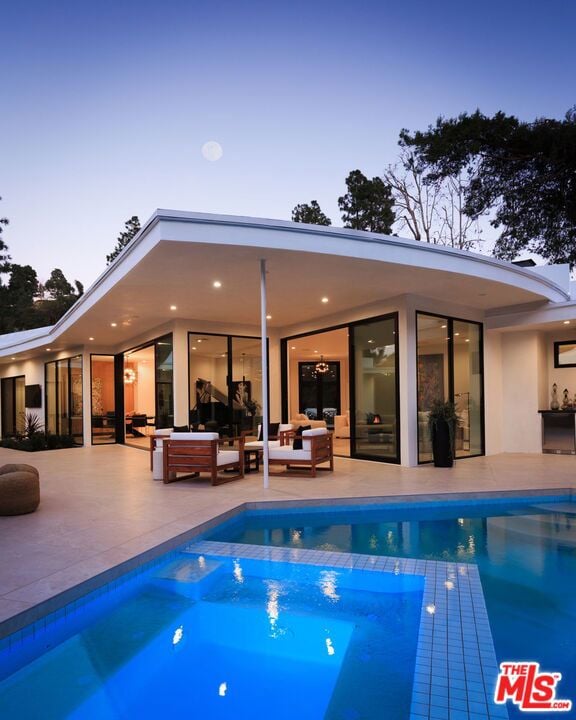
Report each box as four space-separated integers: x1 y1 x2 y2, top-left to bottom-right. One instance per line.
0 555 422 720
210 499 576 719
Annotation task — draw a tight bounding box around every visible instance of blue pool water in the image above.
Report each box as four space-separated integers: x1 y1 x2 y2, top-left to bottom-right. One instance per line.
210 499 576 719
0 554 422 719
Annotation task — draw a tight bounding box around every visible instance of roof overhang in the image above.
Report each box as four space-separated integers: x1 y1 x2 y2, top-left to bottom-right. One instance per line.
0 210 570 360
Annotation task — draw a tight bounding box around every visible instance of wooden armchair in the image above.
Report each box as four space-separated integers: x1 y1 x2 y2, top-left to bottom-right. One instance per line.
162 432 245 485
268 428 333 478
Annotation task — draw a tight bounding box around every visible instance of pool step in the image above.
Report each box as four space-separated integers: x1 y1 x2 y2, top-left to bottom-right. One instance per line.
151 555 226 599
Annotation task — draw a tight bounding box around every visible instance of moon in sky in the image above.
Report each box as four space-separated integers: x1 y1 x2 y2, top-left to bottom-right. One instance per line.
201 141 223 162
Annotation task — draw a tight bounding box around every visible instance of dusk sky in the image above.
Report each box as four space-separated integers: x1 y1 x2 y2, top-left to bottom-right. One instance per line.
1 0 575 287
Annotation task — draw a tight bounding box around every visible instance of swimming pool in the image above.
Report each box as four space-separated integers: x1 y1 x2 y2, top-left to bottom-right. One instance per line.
0 549 423 719
209 497 576 719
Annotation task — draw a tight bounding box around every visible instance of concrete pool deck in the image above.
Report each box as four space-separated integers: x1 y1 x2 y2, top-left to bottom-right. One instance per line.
0 444 574 638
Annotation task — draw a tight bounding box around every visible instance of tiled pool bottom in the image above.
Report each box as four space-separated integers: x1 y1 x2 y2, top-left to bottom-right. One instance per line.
193 540 507 720
0 543 440 720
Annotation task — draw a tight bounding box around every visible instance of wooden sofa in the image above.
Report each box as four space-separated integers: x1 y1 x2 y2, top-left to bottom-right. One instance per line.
268 428 333 477
162 432 244 485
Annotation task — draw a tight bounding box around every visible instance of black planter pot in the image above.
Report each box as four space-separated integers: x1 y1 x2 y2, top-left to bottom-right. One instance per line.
431 419 454 467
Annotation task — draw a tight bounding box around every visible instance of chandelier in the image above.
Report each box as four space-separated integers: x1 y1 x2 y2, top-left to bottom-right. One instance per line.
124 368 136 384
314 355 329 374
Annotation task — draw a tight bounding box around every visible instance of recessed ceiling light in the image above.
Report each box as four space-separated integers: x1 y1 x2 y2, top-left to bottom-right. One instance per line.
170 305 177 311
46 348 51 352
465 339 470 343
11 357 16 360
454 332 460 336
441 324 447 329
221 353 226 357
563 320 571 325
197 339 202 343
321 297 329 303
266 314 272 320
368 339 374 344
89 337 94 341
291 346 296 350
314 349 319 353
213 281 222 288
110 322 117 327
192 347 197 350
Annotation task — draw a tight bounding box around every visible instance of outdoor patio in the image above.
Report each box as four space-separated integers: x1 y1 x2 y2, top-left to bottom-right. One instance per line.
0 444 574 636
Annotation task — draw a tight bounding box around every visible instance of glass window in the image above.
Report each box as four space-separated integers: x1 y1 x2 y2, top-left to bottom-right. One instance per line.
155 335 173 429
232 336 263 433
1 376 25 437
91 355 116 444
417 315 450 462
417 313 483 462
189 333 264 435
351 316 399 462
46 362 57 434
45 356 83 444
453 321 483 457
298 361 340 426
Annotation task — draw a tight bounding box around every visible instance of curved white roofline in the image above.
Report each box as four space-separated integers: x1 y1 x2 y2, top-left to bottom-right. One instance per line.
0 210 571 356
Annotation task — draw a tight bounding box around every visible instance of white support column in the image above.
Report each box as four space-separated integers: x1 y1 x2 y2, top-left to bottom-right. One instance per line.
172 324 190 427
260 259 270 489
399 302 419 466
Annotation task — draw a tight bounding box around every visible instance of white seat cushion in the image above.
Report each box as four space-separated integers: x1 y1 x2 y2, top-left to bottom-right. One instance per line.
269 448 312 461
216 450 240 466
245 440 281 449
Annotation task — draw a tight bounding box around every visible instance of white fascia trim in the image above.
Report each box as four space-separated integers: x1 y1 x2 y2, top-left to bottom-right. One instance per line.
486 299 576 330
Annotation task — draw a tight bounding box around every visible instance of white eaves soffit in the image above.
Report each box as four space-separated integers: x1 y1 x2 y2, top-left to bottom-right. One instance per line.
0 211 569 358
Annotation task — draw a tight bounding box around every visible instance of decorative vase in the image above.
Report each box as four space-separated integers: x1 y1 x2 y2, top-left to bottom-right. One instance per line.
550 383 560 410
431 419 454 467
562 389 570 410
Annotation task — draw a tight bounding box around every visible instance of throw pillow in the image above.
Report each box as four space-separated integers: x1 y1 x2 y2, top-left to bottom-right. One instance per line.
293 424 311 450
258 423 280 441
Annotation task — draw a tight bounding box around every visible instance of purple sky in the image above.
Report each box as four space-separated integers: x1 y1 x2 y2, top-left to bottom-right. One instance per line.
1 0 575 286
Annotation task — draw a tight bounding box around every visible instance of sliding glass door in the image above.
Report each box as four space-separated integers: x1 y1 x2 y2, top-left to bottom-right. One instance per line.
417 313 483 462
350 315 400 462
1 376 25 437
45 356 83 444
189 332 263 435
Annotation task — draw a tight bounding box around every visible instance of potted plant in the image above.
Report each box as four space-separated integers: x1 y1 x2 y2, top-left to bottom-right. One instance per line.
428 400 460 467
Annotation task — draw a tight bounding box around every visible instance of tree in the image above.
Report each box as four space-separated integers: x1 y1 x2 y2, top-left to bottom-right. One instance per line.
107 215 141 264
36 268 83 325
382 150 482 250
44 268 74 299
0 197 10 276
5 265 39 332
291 201 332 226
338 170 395 233
400 108 576 264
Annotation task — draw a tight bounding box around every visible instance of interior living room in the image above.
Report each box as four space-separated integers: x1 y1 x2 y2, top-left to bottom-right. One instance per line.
286 327 350 456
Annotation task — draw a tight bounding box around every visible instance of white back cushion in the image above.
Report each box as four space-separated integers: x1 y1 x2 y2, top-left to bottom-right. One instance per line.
170 432 219 441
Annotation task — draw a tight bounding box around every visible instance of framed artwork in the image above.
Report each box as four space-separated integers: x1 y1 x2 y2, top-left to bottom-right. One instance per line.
232 380 251 407
418 354 445 410
554 341 576 368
